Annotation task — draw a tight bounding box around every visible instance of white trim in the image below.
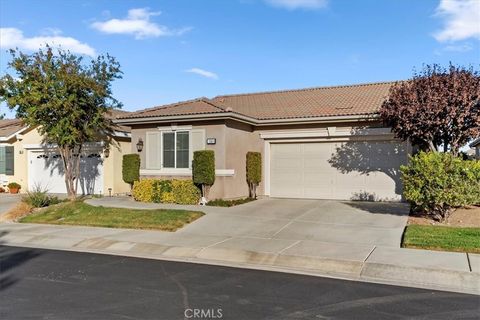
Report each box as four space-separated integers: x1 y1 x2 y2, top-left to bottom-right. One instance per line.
113 131 131 138
259 127 392 139
215 169 235 177
140 169 235 177
157 124 193 131
23 142 104 150
264 140 271 196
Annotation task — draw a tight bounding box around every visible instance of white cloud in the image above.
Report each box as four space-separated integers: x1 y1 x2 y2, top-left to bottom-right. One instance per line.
91 8 191 39
0 27 96 56
265 0 328 10
185 68 219 80
433 0 480 42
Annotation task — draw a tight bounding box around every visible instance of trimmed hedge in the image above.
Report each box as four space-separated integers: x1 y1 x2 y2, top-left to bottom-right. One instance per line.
122 154 140 187
193 150 215 201
132 179 201 205
246 152 262 198
401 151 480 221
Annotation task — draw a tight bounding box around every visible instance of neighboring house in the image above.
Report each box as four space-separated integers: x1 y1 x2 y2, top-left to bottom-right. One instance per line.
0 111 132 195
470 138 480 159
116 81 410 201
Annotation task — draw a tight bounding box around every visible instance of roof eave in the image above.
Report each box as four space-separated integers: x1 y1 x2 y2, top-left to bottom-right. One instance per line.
114 112 380 126
0 126 30 142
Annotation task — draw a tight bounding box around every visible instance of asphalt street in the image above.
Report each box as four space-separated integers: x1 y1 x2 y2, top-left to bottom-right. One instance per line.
0 245 478 320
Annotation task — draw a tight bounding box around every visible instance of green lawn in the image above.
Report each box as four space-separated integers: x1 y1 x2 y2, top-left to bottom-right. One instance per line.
20 201 204 232
402 225 480 253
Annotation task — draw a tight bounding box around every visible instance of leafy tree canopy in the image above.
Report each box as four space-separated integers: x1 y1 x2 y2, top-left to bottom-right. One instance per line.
0 46 122 197
380 64 480 155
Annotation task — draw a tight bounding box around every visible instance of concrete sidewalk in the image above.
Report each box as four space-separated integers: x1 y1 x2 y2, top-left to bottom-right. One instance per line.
1 221 478 295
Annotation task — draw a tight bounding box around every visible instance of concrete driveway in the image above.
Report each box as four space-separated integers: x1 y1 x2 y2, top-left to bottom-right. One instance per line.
179 198 409 248
0 194 22 217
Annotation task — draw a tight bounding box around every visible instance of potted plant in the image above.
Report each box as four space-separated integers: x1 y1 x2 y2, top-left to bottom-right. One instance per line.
7 182 21 194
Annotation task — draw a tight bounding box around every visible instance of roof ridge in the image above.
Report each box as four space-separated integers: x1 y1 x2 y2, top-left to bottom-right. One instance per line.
213 80 398 99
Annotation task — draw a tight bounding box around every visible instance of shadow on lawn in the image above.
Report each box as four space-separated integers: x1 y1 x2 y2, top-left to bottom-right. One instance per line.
0 231 42 291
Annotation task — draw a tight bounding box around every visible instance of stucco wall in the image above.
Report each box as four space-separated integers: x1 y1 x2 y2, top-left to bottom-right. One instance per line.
129 119 403 200
103 138 132 195
131 121 230 199
4 127 42 192
3 127 130 195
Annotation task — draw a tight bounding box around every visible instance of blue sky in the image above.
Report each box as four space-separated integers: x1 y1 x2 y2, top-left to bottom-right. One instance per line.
1 0 479 118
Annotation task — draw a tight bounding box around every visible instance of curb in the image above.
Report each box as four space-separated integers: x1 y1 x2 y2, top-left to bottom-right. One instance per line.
3 240 479 296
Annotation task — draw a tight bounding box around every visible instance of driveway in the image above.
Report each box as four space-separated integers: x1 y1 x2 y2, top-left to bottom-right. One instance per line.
179 198 409 248
0 194 21 217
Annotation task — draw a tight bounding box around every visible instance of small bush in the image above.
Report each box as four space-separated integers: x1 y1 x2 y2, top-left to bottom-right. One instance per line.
132 179 155 202
122 154 140 188
22 185 61 208
132 179 200 205
172 180 201 205
207 198 255 207
7 182 21 189
246 152 262 198
401 152 480 221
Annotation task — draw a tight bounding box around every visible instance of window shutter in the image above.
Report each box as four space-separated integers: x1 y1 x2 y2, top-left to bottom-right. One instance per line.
191 129 206 152
5 146 14 175
0 147 5 174
146 132 161 169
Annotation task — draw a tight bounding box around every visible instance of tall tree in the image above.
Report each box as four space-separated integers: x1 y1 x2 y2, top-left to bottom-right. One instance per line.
380 64 480 155
0 47 122 199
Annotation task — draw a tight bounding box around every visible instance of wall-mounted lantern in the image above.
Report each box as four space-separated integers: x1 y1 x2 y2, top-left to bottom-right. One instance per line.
104 147 110 158
136 138 144 152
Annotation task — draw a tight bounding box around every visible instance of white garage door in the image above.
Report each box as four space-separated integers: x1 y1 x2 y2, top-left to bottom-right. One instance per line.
28 150 104 194
270 141 407 201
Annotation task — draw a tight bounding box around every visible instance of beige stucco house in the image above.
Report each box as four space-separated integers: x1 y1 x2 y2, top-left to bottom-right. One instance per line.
0 113 131 195
116 82 410 201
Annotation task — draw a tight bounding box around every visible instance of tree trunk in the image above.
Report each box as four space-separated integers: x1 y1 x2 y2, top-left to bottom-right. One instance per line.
427 140 438 153
59 146 82 200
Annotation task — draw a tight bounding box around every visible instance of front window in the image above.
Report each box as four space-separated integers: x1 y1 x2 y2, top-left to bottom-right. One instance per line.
163 131 189 168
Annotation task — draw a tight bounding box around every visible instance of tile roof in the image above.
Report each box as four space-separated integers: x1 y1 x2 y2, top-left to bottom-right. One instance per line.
118 81 395 121
212 81 394 120
0 118 27 138
123 98 226 119
106 109 132 133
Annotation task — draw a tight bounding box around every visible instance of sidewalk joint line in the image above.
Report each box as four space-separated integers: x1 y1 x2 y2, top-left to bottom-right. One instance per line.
363 246 376 263
271 221 294 238
278 240 301 255
196 237 233 254
466 253 472 272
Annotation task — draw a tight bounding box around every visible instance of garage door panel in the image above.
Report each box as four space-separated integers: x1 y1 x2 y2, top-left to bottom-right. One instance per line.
29 150 103 194
270 141 405 201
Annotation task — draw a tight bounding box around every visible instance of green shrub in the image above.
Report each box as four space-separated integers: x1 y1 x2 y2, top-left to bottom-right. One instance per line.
401 152 480 221
22 185 61 208
132 179 200 205
132 179 155 202
152 180 173 203
172 180 201 205
207 198 255 207
192 150 215 199
122 154 140 188
246 152 262 198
